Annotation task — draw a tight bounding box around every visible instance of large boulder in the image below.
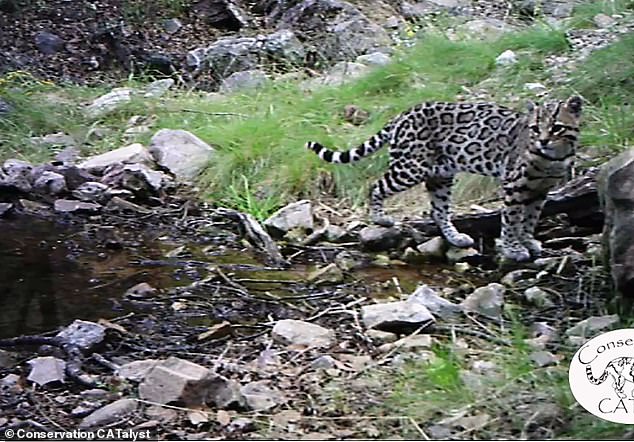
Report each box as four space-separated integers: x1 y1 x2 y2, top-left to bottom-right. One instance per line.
149 129 216 181
598 148 634 314
277 0 391 63
187 29 304 80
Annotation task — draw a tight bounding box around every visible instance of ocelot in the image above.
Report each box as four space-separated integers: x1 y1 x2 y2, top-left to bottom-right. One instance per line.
306 96 582 262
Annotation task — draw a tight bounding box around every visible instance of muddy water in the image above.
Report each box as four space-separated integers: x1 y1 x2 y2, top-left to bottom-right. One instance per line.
0 217 466 339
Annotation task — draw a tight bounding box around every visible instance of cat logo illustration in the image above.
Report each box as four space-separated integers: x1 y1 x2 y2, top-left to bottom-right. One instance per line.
569 328 634 424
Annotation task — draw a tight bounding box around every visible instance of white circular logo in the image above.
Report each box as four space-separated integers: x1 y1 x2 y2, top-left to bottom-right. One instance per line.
569 328 634 424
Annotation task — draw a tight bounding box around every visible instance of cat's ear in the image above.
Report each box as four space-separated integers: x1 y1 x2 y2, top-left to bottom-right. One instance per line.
566 95 583 117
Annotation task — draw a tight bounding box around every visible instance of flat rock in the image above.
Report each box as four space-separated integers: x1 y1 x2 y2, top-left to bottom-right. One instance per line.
78 143 154 173
359 226 402 252
79 398 137 429
57 320 106 351
565 315 620 337
362 301 435 334
460 283 505 317
240 381 285 411
220 69 269 93
116 359 160 382
264 200 314 238
524 286 555 307
27 356 66 386
408 284 462 320
85 88 133 118
378 334 434 353
459 18 515 40
54 199 101 214
144 78 175 98
356 52 391 66
272 319 335 348
416 236 447 259
149 129 215 181
138 357 216 406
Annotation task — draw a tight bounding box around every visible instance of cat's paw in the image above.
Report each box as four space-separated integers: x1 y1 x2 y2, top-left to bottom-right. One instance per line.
446 232 474 248
371 214 395 227
523 238 543 257
502 246 531 263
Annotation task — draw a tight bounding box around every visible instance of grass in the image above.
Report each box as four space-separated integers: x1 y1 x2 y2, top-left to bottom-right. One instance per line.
570 0 634 28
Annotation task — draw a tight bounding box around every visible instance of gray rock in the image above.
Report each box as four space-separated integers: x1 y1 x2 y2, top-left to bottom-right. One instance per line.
54 199 101 214
459 19 515 39
513 0 575 18
116 359 160 382
565 315 620 338
72 182 109 202
401 0 469 18
264 200 314 238
240 381 285 411
78 143 154 173
163 18 182 34
593 13 616 28
495 50 518 66
530 351 560 367
311 355 337 370
0 349 17 368
500 269 537 286
416 236 447 260
193 0 250 29
598 147 634 313
334 250 366 271
366 329 398 344
359 226 402 252
149 129 215 181
325 225 354 242
378 334 434 353
3 159 33 177
101 163 171 194
85 88 133 118
33 171 67 195
0 373 22 393
143 78 175 98
206 377 245 409
139 357 216 406
187 30 304 79
56 320 106 351
0 203 13 217
460 283 505 317
408 284 462 319
35 31 65 54
524 82 547 93
0 97 12 115
356 52 391 66
79 398 137 429
361 301 435 334
279 0 390 64
523 286 555 307
30 132 76 148
220 69 269 93
272 319 335 348
124 282 157 299
307 263 344 284
27 356 66 386
305 61 371 89
81 389 111 401
445 246 479 263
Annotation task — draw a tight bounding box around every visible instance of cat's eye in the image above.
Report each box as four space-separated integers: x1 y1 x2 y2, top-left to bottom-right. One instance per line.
530 125 540 133
552 124 565 133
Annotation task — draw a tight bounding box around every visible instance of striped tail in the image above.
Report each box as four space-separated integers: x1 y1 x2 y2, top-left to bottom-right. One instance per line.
585 364 608 385
305 127 390 163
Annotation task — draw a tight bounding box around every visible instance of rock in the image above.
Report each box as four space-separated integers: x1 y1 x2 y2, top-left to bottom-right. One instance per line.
226 417 256 434
334 250 366 271
597 147 634 313
30 132 77 148
343 104 370 125
192 0 250 30
54 199 101 214
3 159 33 188
356 52 391 66
78 143 154 173
85 88 133 118
144 78 175 98
460 283 505 317
187 30 304 79
145 405 178 422
306 61 371 89
311 355 337 370
33 171 67 195
240 381 285 411
593 13 616 28
79 398 137 429
72 182 109 202
278 0 390 64
116 359 160 382
524 82 547 93
378 334 434 353
27 356 66 386
206 377 245 409
401 0 468 18
500 269 537 286
264 200 314 238
19 199 50 214
1 374 23 394
163 18 182 34
124 282 158 299
565 315 620 338
445 246 479 263
139 357 220 407
384 15 402 29
366 330 398 344
101 163 171 195
359 226 402 252
408 284 462 319
149 129 215 181
530 351 560 367
361 301 435 334
496 49 518 66
272 319 335 348
0 350 17 368
220 69 269 93
81 389 111 401
523 286 555 307
0 203 13 217
56 320 106 351
307 263 344 284
459 19 515 40
325 225 354 242
416 236 447 260
513 0 575 18
35 31 65 54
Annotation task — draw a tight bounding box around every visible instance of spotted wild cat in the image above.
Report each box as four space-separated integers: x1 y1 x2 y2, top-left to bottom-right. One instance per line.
306 96 582 262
